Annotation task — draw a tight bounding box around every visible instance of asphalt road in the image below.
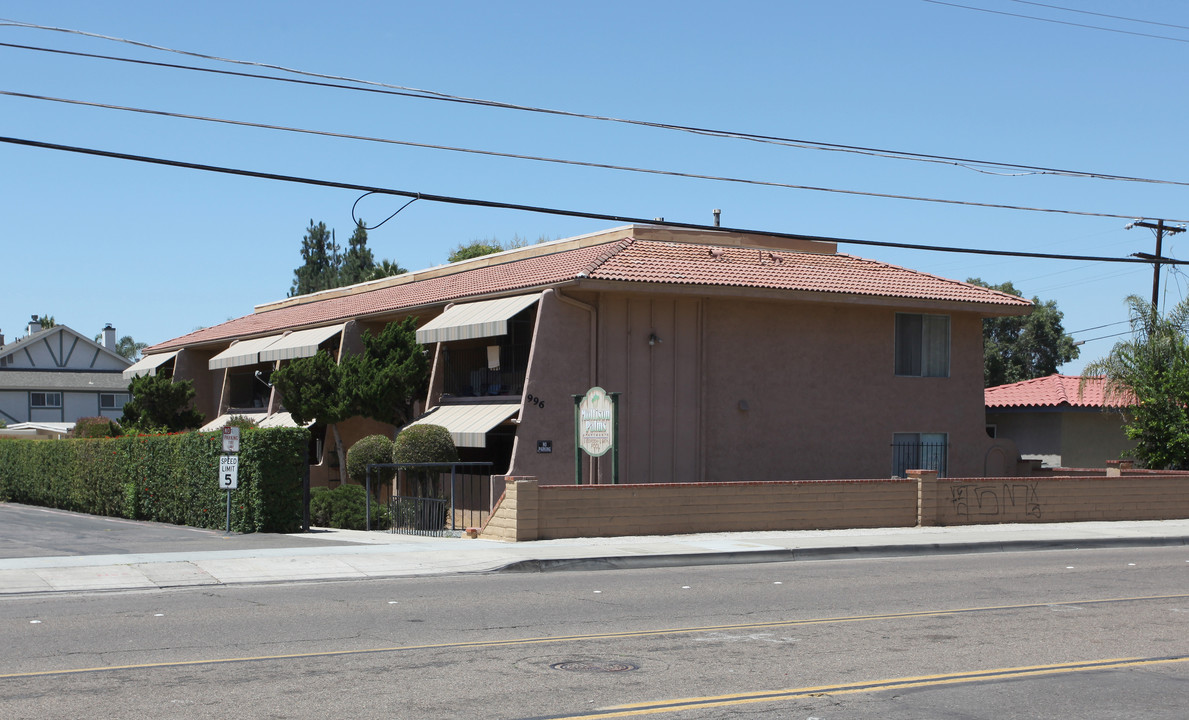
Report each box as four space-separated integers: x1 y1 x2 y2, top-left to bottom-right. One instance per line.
0 502 358 558
1 545 1186 718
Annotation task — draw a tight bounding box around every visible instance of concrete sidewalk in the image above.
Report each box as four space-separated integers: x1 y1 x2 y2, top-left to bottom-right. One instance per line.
2 519 1187 595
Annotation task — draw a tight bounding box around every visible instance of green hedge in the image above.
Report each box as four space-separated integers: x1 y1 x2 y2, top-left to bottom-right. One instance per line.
0 427 308 533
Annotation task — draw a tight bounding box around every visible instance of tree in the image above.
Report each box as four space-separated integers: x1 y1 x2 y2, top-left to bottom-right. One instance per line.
115 336 147 360
270 318 429 482
36 315 55 329
269 350 351 479
120 374 205 433
1083 295 1189 470
289 219 407 295
289 220 341 297
95 333 148 361
342 318 428 428
448 239 504 263
338 220 376 286
368 259 408 281
967 278 1079 388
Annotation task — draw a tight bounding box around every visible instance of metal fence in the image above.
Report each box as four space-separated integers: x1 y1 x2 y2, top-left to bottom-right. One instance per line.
365 462 497 535
891 441 948 479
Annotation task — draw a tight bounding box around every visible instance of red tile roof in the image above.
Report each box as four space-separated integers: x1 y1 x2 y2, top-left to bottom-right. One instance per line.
148 230 1032 352
985 374 1132 409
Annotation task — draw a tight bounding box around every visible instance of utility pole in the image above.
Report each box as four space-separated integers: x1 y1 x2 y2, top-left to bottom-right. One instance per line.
1128 219 1186 315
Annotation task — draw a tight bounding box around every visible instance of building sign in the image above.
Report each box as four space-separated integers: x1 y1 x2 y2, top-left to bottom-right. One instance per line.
578 386 614 457
537 440 553 454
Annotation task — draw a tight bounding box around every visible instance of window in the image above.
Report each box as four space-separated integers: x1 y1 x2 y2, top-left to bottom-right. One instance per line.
895 313 949 377
100 393 130 410
0 355 11 367
892 432 947 478
440 307 535 398
31 392 62 408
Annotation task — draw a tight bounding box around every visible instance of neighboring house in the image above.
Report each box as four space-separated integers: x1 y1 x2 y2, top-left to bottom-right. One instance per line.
985 374 1134 469
0 317 133 427
142 225 1032 485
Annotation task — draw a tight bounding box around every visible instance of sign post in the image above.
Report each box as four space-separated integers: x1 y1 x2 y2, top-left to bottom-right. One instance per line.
219 455 239 531
574 387 620 484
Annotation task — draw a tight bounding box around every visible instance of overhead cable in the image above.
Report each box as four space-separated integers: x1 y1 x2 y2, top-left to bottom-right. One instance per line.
4 89 1182 222
923 0 1189 43
2 23 1188 188
2 134 1185 266
1009 0 1189 31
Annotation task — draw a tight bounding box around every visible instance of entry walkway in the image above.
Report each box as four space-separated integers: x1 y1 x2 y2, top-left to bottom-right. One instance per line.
2 516 1187 595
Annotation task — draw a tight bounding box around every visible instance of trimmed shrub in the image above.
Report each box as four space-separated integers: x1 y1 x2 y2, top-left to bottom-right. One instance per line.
71 417 123 439
393 424 458 498
309 484 390 530
346 434 395 488
222 415 260 430
0 427 309 533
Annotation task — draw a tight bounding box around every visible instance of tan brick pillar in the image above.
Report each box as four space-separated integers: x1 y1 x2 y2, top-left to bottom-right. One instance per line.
508 476 540 542
909 469 939 527
1105 459 1134 477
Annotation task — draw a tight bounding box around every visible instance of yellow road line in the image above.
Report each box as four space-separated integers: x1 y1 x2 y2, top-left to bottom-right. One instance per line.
2 593 1185 679
536 655 1189 719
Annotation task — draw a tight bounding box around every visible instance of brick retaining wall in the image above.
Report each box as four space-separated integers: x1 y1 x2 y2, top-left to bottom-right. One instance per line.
481 471 1189 542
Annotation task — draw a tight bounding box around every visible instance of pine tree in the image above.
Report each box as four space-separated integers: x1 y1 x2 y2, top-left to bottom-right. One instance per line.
289 220 340 297
339 220 376 286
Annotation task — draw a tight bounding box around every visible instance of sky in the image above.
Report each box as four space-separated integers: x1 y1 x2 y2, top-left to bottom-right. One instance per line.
3 1 1188 372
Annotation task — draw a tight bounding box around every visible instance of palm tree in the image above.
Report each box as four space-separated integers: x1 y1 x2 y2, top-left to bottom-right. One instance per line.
368 260 407 281
1081 295 1189 469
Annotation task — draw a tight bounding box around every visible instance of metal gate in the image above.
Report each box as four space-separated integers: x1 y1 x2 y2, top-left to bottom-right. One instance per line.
365 462 498 535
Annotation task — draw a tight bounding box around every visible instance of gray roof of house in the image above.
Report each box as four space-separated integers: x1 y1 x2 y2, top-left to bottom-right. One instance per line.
0 370 130 392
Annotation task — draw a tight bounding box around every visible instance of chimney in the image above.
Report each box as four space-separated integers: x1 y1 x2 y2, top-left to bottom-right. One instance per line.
0 329 5 347
103 323 116 351
27 315 41 335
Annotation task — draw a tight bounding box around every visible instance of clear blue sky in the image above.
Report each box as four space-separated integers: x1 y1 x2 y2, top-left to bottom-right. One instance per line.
3 1 1187 372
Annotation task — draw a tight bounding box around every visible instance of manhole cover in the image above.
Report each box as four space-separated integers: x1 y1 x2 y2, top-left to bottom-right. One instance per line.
551 661 639 673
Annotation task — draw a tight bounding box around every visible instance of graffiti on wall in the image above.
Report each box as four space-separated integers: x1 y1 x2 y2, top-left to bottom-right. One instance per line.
951 483 1042 519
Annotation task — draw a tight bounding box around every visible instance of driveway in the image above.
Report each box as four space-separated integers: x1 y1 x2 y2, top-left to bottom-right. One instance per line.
0 502 359 559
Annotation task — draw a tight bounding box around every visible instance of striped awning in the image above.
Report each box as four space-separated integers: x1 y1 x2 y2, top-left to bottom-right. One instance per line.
259 412 315 429
415 293 541 345
259 324 345 363
403 403 520 448
123 350 179 379
208 335 283 370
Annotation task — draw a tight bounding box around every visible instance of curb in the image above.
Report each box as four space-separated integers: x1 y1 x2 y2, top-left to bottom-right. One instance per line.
495 535 1189 573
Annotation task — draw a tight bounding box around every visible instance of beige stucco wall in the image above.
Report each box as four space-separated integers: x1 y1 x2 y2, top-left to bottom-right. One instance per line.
988 409 1134 470
173 347 219 425
505 289 595 482
699 299 991 481
1060 411 1134 469
506 291 1001 485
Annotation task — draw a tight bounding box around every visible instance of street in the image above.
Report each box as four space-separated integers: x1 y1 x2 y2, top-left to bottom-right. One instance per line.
1 546 1186 718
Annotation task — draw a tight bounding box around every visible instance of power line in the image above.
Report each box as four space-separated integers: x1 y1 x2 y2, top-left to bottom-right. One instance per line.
1068 320 1130 334
3 133 1187 266
923 0 1189 43
1009 1 1189 32
3 25 1189 189
1075 330 1132 345
5 89 1183 223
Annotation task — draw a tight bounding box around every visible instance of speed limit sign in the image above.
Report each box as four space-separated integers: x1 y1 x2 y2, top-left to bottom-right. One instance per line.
219 455 239 490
